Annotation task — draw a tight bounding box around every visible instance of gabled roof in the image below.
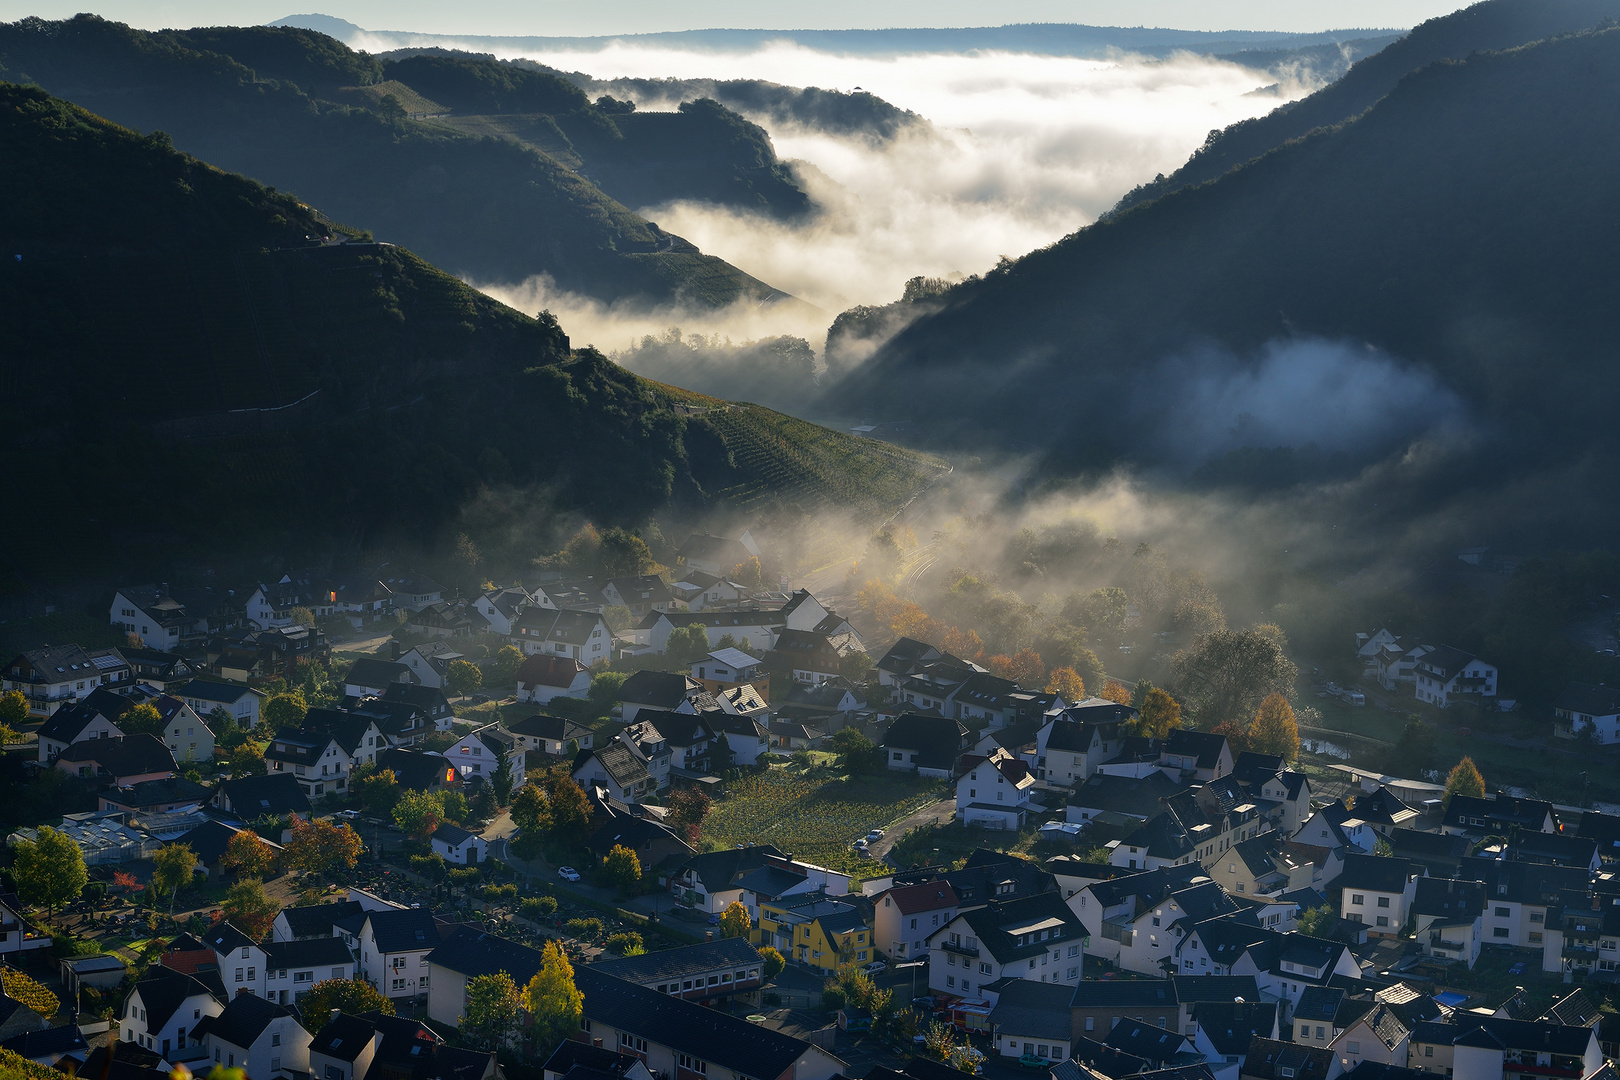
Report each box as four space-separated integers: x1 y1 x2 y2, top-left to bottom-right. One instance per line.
1105 1018 1195 1065
179 679 259 704
1072 1037 1155 1078
364 907 442 954
988 979 1074 1040
882 714 968 770
540 1041 643 1080
581 741 651 789
1231 752 1286 785
1071 979 1177 1009
1171 975 1263 1004
591 935 762 985
1350 1004 1411 1051
427 925 547 984
1390 828 1471 863
105 776 210 809
0 1022 88 1060
310 1013 375 1062
1418 645 1479 679
619 669 700 707
379 682 451 715
202 990 293 1049
1555 682 1620 717
515 654 589 690
1541 989 1601 1029
432 823 478 847
377 748 455 791
278 900 363 939
1240 1038 1336 1080
1197 1001 1279 1055
38 702 110 744
1069 771 1183 816
1452 1018 1596 1056
510 713 593 742
218 772 312 817
1412 877 1485 920
1292 986 1346 1024
1506 831 1599 867
885 880 959 915
263 936 353 971
57 733 174 777
346 657 412 689
1162 730 1230 770
575 966 835 1080
677 844 785 893
130 964 226 1032
932 892 1091 963
1337 854 1415 894
876 637 942 675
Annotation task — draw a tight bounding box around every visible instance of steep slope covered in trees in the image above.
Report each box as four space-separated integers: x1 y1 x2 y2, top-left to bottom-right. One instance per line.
1114 0 1620 212
0 83 942 582
0 16 792 307
838 27 1620 508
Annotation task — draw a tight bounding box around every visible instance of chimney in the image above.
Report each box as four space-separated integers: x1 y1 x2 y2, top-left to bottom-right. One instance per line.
330 1008 340 1022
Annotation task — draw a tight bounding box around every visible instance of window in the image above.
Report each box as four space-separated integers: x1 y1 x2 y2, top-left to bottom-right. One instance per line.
1085 1017 1094 1032
677 1055 707 1075
1376 896 1390 908
980 962 991 974
1495 906 1510 917
235 969 243 983
1347 1042 1360 1054
1530 932 1544 944
242 948 251 959
272 1034 281 1047
620 1035 647 1053
392 979 406 991
1425 1047 1434 1058
271 1060 281 1074
1376 917 1389 927
1299 1025 1309 1038
1531 912 1545 923
1316 1027 1325 1039
910 918 917 930
1493 927 1510 938
1351 894 1365 905
947 976 956 988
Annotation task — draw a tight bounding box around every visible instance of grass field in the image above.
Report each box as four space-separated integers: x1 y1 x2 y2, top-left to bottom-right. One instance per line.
703 766 945 880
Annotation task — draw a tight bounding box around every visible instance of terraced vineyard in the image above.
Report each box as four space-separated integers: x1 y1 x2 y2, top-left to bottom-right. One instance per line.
703 767 945 879
698 404 951 524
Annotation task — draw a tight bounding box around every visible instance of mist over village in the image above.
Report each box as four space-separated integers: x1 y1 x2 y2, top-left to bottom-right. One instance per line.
4 6 1620 1080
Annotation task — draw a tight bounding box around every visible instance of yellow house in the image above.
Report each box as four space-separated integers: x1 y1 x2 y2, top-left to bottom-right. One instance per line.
758 894 872 973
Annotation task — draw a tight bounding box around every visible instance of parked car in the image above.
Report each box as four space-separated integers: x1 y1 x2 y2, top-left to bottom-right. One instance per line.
853 838 868 850
557 866 581 882
866 829 885 841
1019 1054 1049 1069
333 809 360 821
863 960 887 975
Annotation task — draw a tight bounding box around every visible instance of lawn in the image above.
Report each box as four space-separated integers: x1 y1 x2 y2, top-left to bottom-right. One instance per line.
703 766 945 880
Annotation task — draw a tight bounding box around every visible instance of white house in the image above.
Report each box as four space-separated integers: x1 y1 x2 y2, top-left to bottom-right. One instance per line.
925 893 1091 999
121 965 224 1061
195 992 310 1078
111 586 198 651
1192 1001 1280 1080
396 642 464 690
873 880 959 961
1553 682 1620 744
508 713 594 760
179 680 264 728
430 823 487 866
35 702 124 763
357 907 441 1002
956 748 1037 829
989 980 1075 1064
1414 646 1497 708
155 696 214 763
1337 855 1423 937
3 645 106 718
511 608 613 666
514 654 592 704
474 587 532 637
442 724 522 787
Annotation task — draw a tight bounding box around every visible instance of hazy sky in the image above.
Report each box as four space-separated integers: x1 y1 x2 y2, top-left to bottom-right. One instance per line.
1 0 1467 35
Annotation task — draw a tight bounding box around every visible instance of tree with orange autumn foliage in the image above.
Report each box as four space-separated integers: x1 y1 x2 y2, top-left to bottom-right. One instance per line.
1046 667 1086 702
942 626 985 661
1210 718 1250 753
1100 679 1132 705
988 649 1045 687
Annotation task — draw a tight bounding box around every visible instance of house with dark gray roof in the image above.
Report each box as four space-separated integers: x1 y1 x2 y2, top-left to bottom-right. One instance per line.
618 669 703 722
1160 730 1235 783
924 891 1091 999
55 733 175 787
1329 1003 1411 1074
120 963 226 1060
272 899 363 943
191 990 309 1076
101 776 210 814
213 772 312 819
1240 1038 1336 1080
1553 682 1620 744
1507 831 1601 873
1105 1018 1202 1069
592 935 765 1002
1390 828 1472 877
1067 771 1185 828
990 979 1077 1063
1192 1001 1280 1080
3 643 104 718
424 926 547 1026
359 908 446 1002
577 965 845 1080
883 713 970 777
35 701 125 763
1443 794 1558 837
1337 855 1422 937
876 637 943 686
574 740 654 803
309 1010 494 1080
344 658 416 698
540 1041 654 1080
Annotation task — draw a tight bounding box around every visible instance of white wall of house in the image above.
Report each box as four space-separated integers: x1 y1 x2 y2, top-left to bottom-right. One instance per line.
123 985 220 1061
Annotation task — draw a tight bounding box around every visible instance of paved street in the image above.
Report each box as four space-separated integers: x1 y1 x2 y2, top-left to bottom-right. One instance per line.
868 796 956 861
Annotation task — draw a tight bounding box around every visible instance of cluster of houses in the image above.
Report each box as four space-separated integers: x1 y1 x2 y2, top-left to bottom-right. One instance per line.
1354 631 1501 710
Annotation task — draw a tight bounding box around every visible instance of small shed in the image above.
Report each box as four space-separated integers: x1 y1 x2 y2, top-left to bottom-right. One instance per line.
430 822 487 866
61 954 127 998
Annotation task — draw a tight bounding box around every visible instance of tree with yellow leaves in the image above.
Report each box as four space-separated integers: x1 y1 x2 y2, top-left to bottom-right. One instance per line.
1100 679 1133 705
1128 688 1183 740
1247 693 1300 760
524 940 583 1049
1046 667 1086 702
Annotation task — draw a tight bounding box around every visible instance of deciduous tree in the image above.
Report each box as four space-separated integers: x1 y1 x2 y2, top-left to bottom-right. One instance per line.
222 830 277 879
446 660 483 701
359 768 401 813
228 742 267 777
523 941 583 1049
284 816 364 875
1248 693 1300 760
1444 757 1485 803
1170 628 1298 728
490 744 514 806
115 702 164 737
603 844 642 894
599 527 656 578
719 900 750 939
1128 687 1182 740
392 789 445 841
1295 904 1336 937
1045 667 1086 702
298 979 393 1032
758 946 786 979
0 689 28 727
1100 679 1133 705
666 624 711 666
263 689 308 732
510 784 551 834
588 671 628 711
547 776 590 834
490 645 524 687
220 878 279 938
151 842 197 914
12 825 87 913
460 972 523 1050
987 648 1046 687
665 788 713 835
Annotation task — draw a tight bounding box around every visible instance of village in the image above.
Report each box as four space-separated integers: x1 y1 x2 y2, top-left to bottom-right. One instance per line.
3 529 1620 1080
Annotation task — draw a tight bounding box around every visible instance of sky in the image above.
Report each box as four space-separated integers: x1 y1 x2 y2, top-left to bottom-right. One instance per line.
1 0 1467 35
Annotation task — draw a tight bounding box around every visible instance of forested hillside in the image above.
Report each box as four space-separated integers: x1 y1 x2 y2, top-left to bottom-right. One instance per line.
1115 0 1620 212
0 84 943 584
838 26 1620 517
0 16 799 306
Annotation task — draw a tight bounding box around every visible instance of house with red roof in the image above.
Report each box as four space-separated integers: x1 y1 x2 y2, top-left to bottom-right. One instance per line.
873 879 959 961
513 653 592 704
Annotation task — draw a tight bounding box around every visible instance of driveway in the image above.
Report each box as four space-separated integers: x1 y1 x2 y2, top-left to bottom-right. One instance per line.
868 796 956 862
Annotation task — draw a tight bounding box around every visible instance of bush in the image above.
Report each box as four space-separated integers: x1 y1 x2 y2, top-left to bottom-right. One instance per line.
605 931 644 955
409 854 446 880
520 896 558 919
821 985 847 1011
481 883 518 901
446 867 480 885
564 917 603 938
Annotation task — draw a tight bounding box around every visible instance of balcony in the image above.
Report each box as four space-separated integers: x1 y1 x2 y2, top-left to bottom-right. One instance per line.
940 940 980 959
